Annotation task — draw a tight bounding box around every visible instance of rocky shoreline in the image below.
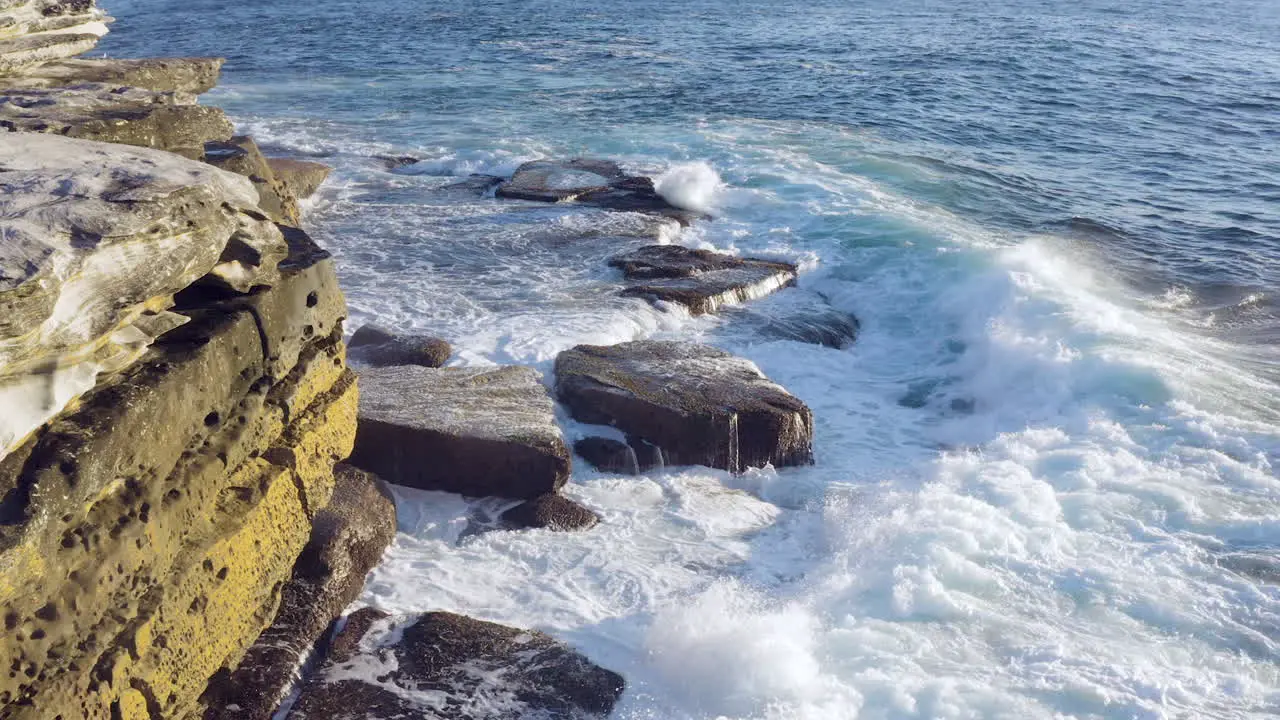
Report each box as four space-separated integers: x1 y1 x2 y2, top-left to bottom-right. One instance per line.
0 3 845 718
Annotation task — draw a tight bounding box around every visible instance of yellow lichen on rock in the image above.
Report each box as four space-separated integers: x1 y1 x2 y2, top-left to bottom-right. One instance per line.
270 369 359 516
113 460 308 719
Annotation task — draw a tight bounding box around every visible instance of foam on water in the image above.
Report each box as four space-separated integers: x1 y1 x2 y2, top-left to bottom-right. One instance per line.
116 10 1280 714
303 119 1280 718
655 162 726 214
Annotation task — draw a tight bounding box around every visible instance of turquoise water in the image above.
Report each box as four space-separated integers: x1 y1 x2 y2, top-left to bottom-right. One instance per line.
103 1 1280 717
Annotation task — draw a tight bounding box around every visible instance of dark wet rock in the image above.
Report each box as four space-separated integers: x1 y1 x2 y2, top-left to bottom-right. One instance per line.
574 435 665 475
502 493 600 532
350 365 571 499
267 157 332 200
349 324 452 368
202 464 397 720
610 245 798 315
1219 552 1280 585
204 136 302 225
497 158 702 224
574 436 639 475
556 341 814 473
287 610 625 720
376 153 419 170
626 434 666 472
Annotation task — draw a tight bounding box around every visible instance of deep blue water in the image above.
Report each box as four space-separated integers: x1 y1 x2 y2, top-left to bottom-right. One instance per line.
98 2 1280 718
102 0 1280 317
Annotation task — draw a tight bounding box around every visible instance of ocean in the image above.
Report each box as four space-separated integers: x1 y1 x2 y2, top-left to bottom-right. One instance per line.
100 0 1280 717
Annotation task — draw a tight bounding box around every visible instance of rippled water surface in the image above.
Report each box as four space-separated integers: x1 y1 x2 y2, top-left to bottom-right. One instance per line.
103 1 1280 717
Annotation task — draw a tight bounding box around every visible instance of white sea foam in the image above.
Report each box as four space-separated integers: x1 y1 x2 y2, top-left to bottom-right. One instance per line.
285 115 1280 719
656 162 726 214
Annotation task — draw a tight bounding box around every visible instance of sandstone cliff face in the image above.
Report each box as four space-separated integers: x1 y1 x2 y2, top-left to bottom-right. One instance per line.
0 4 387 719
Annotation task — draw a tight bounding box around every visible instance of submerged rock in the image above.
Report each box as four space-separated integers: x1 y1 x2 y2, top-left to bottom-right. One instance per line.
0 134 285 460
350 365 571 499
442 172 504 194
718 291 860 349
502 493 600 532
497 158 702 224
497 158 625 202
287 609 625 720
375 153 419 170
731 305 859 348
203 464 397 720
349 323 452 368
610 244 798 315
556 341 814 473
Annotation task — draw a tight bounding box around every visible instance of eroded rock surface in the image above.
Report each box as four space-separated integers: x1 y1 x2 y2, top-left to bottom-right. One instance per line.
0 82 233 156
15 56 224 93
0 8 378 718
205 135 302 225
0 134 285 459
350 365 571 499
203 464 397 720
0 1 109 75
0 309 357 720
287 609 625 720
556 341 814 473
611 245 797 315
267 157 332 200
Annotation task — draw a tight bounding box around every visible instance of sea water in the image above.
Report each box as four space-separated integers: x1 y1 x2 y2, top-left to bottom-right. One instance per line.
100 0 1280 717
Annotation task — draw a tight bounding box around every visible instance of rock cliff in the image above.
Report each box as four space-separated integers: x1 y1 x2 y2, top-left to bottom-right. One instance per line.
0 3 390 718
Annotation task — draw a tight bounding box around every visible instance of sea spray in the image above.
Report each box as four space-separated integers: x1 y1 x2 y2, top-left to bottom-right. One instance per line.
656 161 725 214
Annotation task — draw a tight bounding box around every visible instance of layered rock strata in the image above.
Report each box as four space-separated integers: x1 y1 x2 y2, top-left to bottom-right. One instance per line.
349 365 571 499
0 152 360 718
611 244 798 315
556 341 815 473
0 7 372 718
0 1 111 76
204 136 304 226
0 135 284 461
1 4 234 157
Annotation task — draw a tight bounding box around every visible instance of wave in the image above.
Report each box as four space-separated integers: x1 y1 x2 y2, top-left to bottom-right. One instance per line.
655 162 726 214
